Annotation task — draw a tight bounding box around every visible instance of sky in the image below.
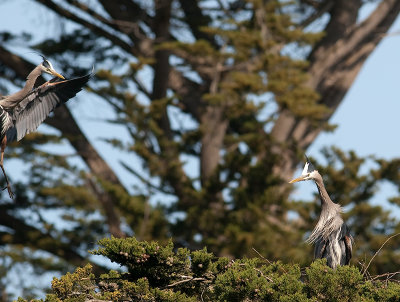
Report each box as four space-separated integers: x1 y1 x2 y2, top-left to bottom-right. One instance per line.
1 0 400 298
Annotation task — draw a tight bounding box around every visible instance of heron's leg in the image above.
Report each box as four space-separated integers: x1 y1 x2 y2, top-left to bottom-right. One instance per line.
0 136 13 198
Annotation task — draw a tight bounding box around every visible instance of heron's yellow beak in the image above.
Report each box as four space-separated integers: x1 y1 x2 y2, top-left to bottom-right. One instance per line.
50 70 65 80
288 176 306 184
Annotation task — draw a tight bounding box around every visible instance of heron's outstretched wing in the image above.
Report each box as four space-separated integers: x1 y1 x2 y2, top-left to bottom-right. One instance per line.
11 73 91 141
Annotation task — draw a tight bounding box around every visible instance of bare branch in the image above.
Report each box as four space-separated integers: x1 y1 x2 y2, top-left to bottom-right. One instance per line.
178 0 215 45
300 0 334 28
252 247 273 265
120 160 173 195
34 0 135 55
98 0 154 55
371 271 400 282
363 233 400 276
166 276 208 288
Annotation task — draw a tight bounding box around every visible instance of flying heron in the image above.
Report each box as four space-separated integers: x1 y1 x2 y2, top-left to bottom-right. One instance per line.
0 56 91 198
289 157 353 268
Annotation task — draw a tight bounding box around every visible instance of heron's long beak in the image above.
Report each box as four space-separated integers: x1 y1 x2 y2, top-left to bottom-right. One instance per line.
288 175 306 183
50 69 65 80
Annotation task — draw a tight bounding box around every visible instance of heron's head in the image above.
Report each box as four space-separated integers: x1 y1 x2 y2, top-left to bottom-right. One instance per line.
289 157 318 183
40 57 65 80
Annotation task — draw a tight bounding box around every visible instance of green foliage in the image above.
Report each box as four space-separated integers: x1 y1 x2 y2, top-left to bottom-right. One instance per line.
18 239 400 302
92 237 191 287
306 260 363 301
213 259 306 301
51 265 95 301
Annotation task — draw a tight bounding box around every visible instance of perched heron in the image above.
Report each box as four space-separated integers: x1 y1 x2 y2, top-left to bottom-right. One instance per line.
0 56 91 198
289 157 353 268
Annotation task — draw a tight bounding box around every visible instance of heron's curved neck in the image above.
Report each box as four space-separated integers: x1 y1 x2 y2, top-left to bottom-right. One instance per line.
0 65 42 108
313 173 335 207
25 65 43 91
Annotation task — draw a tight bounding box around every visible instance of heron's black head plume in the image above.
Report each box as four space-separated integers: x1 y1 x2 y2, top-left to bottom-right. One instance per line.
26 51 53 69
26 51 48 64
38 55 52 69
39 54 48 61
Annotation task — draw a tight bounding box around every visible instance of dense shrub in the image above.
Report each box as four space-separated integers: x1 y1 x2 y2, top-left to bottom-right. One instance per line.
18 237 400 301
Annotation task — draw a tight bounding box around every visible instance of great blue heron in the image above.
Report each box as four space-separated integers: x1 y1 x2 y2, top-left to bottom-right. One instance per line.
289 157 353 268
0 56 90 198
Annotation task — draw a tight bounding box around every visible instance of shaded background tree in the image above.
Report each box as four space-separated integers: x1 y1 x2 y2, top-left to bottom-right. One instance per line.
0 0 400 299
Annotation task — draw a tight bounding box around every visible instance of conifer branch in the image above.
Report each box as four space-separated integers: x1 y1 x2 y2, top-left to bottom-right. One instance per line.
120 160 173 194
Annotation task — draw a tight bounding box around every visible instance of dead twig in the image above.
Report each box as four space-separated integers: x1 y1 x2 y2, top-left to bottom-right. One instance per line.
370 271 400 282
358 261 372 280
363 233 400 276
166 276 208 288
252 247 287 273
252 247 272 265
253 267 274 283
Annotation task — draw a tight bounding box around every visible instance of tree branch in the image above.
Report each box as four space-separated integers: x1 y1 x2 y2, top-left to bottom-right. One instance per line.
300 0 334 29
98 0 154 56
178 0 215 46
65 0 123 33
34 0 135 55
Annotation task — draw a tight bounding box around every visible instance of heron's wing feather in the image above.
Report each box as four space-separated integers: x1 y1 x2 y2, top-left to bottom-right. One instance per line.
314 238 328 259
344 235 352 265
12 74 91 141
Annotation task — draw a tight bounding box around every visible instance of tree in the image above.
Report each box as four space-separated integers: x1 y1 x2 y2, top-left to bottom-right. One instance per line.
0 0 400 299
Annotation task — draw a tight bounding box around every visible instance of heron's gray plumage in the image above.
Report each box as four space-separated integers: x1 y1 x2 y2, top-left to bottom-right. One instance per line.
0 107 13 138
0 57 90 198
289 158 353 268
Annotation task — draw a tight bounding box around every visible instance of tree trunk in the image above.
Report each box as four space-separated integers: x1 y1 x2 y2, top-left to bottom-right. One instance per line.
270 0 400 179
